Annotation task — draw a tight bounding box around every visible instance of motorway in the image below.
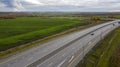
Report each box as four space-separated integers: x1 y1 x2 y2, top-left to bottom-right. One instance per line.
0 20 120 67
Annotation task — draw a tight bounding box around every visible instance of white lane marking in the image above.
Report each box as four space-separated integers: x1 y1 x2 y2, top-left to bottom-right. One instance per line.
88 41 92 45
62 53 66 57
37 65 40 67
57 59 67 67
27 57 33 61
42 49 48 53
72 47 75 49
48 62 54 66
68 56 74 62
68 44 94 67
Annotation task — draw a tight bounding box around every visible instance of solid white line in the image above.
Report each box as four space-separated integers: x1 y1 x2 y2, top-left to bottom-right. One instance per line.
62 53 66 57
88 41 92 45
72 47 75 49
27 57 33 61
57 59 67 67
48 62 54 66
67 43 95 67
68 56 74 62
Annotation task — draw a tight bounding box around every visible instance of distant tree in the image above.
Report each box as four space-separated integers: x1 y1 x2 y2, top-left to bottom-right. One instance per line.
0 14 16 19
90 16 101 22
108 15 115 19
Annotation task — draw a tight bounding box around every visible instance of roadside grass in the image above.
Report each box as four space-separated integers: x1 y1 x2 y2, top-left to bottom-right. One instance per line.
76 27 120 67
0 17 90 51
109 40 120 67
97 28 120 67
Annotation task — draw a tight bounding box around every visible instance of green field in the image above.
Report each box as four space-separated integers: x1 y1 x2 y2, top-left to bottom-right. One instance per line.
0 17 89 51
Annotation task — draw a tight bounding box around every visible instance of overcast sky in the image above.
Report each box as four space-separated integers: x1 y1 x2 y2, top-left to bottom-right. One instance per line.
0 0 120 12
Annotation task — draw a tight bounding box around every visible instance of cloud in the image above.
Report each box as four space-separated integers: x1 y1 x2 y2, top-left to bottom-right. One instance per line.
0 0 25 11
0 0 120 12
25 0 44 5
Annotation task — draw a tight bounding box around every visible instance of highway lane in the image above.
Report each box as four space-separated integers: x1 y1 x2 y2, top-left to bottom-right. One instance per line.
0 20 120 67
34 22 118 67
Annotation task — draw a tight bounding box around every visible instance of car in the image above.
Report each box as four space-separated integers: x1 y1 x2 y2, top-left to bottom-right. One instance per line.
118 22 120 24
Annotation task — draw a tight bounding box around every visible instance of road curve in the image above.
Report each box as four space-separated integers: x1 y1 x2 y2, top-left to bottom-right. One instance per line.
0 20 120 67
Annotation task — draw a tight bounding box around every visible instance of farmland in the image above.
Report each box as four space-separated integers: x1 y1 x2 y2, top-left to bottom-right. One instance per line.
0 17 89 51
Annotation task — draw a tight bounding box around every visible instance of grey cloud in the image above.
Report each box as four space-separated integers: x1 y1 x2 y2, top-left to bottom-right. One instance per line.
0 0 25 11
0 0 120 12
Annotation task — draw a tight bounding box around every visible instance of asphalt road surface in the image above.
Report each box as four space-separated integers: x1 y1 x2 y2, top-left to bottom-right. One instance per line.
0 20 120 67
